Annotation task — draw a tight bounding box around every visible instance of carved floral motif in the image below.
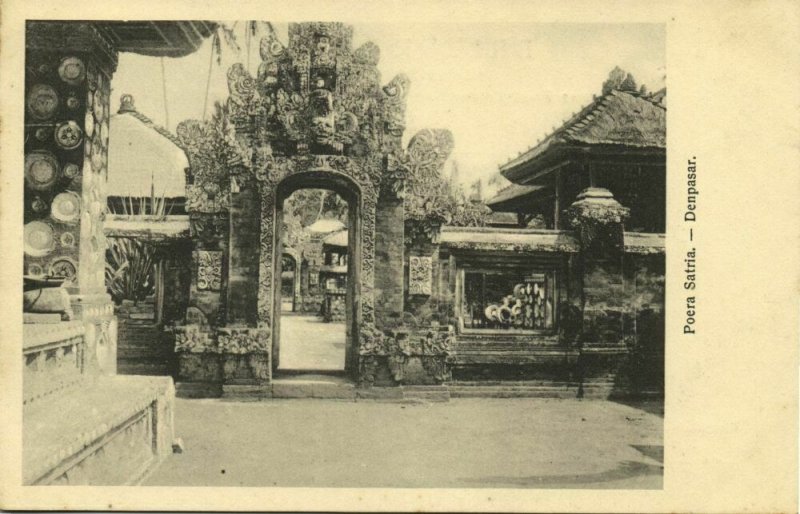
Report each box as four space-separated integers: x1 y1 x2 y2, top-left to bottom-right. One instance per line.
172 324 270 355
359 326 454 357
408 256 433 295
180 23 465 374
217 326 269 354
189 213 229 242
195 250 223 291
356 327 454 385
172 325 215 353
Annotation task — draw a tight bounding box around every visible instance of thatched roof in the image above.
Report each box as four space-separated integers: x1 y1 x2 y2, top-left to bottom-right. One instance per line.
500 89 666 182
307 219 346 234
323 229 349 248
108 95 188 198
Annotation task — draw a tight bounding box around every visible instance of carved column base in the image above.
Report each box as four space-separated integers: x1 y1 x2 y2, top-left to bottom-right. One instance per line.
70 293 116 375
172 324 270 396
357 325 454 386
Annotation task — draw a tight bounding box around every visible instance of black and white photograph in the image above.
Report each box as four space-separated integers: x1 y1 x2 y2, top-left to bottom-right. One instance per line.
20 17 666 488
1 1 798 512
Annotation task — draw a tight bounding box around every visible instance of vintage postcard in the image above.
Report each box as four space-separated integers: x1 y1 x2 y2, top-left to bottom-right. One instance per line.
0 0 797 512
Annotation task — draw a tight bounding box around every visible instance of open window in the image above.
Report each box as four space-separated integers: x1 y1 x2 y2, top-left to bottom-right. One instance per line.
460 268 556 333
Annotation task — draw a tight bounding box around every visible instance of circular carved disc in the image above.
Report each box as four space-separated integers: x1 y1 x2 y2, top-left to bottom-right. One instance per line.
54 121 83 150
24 221 55 257
25 150 60 190
51 191 81 223
58 56 86 85
26 84 59 121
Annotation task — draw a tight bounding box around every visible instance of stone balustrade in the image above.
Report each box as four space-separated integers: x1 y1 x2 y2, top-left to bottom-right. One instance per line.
23 321 87 405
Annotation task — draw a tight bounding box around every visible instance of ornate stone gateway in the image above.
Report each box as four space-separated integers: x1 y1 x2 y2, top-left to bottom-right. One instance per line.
260 155 375 373
172 22 455 394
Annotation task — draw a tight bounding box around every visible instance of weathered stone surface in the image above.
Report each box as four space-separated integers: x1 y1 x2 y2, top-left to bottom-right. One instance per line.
177 352 221 383
375 196 405 323
24 375 175 485
222 384 272 400
221 353 269 384
175 381 222 399
271 382 312 399
355 387 404 400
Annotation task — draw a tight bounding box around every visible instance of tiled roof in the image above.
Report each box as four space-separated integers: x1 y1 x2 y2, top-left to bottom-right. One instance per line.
439 227 580 253
500 89 666 177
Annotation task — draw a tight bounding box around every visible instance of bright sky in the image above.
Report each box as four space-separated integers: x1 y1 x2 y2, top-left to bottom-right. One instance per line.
112 22 665 187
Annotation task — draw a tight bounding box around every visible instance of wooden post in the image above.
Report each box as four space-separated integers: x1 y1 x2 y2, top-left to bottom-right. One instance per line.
554 169 562 229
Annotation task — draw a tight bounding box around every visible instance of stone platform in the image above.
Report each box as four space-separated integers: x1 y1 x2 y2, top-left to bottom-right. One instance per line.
192 373 634 402
218 374 452 402
23 374 175 485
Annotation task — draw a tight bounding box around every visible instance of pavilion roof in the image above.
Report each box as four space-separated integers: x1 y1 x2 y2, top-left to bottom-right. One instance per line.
499 89 666 183
323 230 349 248
485 183 548 211
108 96 188 198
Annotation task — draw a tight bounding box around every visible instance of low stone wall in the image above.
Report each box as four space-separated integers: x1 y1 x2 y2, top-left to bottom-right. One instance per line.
24 375 175 485
23 322 176 485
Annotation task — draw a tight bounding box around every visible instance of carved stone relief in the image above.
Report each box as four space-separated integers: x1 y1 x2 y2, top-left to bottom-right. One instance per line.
195 250 223 291
408 256 433 296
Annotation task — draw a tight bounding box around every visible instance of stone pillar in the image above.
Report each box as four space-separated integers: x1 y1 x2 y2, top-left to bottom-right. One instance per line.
566 187 630 395
404 220 440 326
25 22 118 374
174 185 229 395
226 180 260 325
374 193 405 328
566 187 629 346
219 179 269 397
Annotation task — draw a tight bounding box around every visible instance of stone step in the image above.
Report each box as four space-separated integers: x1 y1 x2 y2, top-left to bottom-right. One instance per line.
450 388 579 399
451 380 577 387
118 362 175 376
117 348 174 358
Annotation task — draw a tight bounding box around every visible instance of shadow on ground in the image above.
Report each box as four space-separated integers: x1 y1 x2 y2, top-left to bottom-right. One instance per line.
631 444 664 463
610 397 664 417
459 460 663 488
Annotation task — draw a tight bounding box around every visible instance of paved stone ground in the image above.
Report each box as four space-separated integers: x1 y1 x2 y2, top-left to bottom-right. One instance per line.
278 313 346 371
145 398 663 489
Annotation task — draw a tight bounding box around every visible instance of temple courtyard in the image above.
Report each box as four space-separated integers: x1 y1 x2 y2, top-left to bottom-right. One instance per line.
144 397 663 488
278 313 346 371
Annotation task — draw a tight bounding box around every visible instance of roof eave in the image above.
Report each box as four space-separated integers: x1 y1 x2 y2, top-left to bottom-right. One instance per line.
500 143 574 184
487 187 553 213
500 142 666 184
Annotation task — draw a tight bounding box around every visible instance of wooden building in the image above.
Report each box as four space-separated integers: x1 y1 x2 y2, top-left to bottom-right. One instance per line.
487 84 666 232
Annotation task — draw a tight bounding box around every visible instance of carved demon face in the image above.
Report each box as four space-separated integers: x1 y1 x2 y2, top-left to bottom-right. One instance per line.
312 114 336 143
316 35 331 55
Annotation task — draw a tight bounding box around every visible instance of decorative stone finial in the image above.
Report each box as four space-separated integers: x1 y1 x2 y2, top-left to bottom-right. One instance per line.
118 94 136 113
566 187 629 249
